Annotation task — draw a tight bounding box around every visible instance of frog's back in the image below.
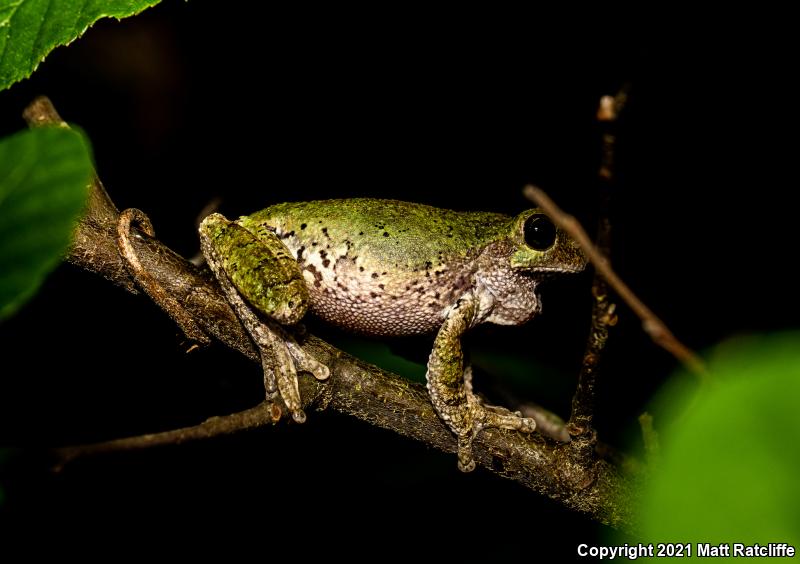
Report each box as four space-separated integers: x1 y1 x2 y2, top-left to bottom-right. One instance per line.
238 199 511 336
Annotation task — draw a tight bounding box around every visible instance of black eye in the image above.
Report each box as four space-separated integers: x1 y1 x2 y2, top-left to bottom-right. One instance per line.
524 214 556 250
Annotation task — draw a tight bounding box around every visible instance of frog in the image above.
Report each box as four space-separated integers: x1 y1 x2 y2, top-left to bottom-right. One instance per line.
198 198 586 472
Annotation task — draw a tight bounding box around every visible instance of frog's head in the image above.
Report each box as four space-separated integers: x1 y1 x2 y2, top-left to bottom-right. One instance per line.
507 209 586 274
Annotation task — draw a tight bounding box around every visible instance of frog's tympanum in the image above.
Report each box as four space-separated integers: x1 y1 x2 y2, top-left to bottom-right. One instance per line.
199 199 585 471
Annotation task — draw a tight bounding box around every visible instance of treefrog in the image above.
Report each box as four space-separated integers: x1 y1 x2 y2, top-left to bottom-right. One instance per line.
199 199 585 471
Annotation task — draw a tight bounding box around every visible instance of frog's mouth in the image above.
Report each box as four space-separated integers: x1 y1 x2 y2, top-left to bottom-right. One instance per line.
527 264 585 277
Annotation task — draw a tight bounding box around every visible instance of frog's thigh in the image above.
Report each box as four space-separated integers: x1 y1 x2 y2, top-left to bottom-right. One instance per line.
200 214 308 325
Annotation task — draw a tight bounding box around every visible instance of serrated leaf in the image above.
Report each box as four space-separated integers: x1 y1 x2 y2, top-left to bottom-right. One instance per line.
0 0 162 92
618 333 800 559
0 126 92 319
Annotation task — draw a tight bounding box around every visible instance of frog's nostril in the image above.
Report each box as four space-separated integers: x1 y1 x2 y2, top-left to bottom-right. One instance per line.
288 301 294 308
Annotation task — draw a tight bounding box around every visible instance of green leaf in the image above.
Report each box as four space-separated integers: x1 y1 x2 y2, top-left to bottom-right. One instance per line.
625 333 800 559
0 126 92 319
0 0 161 92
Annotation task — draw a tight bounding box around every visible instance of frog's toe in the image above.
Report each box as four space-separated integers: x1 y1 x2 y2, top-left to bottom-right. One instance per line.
300 357 330 382
285 340 330 381
262 335 331 424
457 433 477 473
518 416 537 433
259 339 307 424
479 401 520 418
478 405 537 435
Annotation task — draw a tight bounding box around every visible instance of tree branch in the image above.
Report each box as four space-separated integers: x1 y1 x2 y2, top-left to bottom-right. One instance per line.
26 96 635 529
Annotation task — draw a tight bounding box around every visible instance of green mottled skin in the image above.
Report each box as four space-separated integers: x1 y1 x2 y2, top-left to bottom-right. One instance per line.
243 199 511 269
234 199 584 337
200 198 585 470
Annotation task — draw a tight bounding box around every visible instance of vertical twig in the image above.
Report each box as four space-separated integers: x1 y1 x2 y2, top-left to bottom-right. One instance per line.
525 86 708 460
566 88 628 457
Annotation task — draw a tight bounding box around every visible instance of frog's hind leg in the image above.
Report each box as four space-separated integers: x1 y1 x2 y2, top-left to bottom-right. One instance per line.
199 213 329 422
427 294 536 472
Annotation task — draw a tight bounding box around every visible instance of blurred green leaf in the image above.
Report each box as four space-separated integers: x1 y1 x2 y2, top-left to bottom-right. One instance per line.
629 333 800 558
0 0 161 92
0 126 92 319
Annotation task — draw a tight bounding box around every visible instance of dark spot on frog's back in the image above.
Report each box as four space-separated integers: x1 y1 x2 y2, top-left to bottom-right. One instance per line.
296 245 305 261
305 264 323 282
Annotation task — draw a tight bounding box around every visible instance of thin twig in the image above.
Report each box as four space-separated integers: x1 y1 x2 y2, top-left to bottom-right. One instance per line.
24 96 635 529
524 185 708 380
517 402 570 443
567 87 627 455
55 403 277 471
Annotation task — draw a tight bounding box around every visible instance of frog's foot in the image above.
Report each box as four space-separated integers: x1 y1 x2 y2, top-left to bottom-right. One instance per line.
475 401 524 419
462 365 524 418
260 324 330 423
454 393 537 472
284 337 330 382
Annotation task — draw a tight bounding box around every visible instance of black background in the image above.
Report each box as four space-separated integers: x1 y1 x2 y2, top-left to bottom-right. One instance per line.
0 3 797 559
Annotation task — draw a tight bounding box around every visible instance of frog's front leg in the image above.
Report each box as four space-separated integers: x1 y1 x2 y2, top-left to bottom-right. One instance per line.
199 213 329 423
427 293 536 472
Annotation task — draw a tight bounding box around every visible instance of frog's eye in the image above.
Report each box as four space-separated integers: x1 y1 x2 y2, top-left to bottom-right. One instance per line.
524 214 556 250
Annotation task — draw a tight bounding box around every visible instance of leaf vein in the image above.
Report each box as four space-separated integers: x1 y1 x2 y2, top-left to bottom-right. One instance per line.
29 0 51 67
0 0 24 75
